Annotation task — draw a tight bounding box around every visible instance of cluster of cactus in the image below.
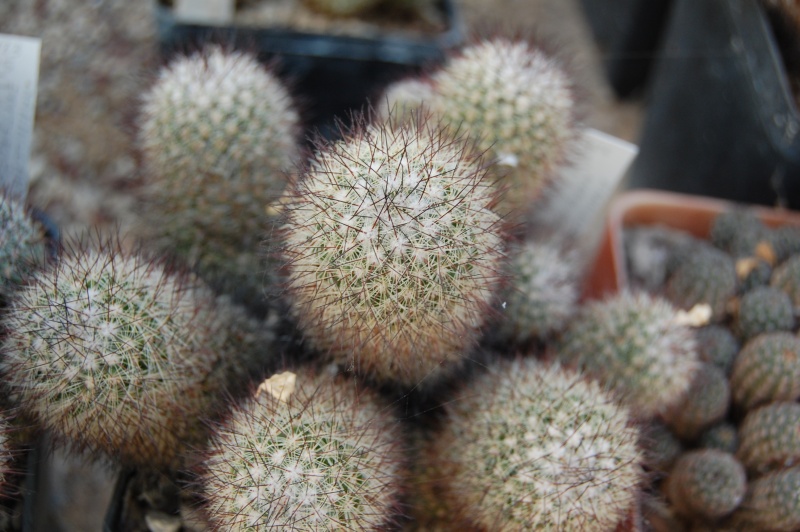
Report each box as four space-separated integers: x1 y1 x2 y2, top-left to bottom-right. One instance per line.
623 206 800 529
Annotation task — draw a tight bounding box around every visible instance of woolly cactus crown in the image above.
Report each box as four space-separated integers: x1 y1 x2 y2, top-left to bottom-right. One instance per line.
199 369 404 530
282 117 504 386
434 359 641 531
0 243 270 469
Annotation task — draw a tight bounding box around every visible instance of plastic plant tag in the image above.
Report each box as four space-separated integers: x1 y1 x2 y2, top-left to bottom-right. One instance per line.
533 128 638 263
0 34 40 201
174 0 234 25
256 371 297 403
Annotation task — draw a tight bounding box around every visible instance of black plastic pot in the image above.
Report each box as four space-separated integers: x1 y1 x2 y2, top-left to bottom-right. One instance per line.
155 1 463 139
627 0 800 209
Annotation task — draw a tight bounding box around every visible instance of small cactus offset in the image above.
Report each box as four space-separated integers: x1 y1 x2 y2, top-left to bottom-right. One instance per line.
768 225 800 263
496 238 579 343
281 117 504 387
0 242 270 469
695 325 740 375
730 332 800 410
198 369 405 530
735 286 795 340
559 291 700 418
138 45 300 303
771 253 800 306
377 78 435 124
665 244 738 321
698 422 739 454
430 37 576 215
431 359 642 531
737 402 800 474
730 467 800 531
665 449 747 521
709 208 769 258
0 195 47 294
664 363 730 441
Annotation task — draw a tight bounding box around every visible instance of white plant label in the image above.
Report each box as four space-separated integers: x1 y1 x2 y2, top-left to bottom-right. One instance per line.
174 0 234 25
0 34 40 200
534 128 638 263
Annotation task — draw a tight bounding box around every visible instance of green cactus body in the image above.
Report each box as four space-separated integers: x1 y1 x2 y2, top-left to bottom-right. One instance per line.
730 332 800 409
199 369 404 530
731 467 800 531
559 291 700 418
0 196 47 294
771 253 800 307
698 423 739 454
737 402 800 474
665 245 737 321
497 239 579 343
710 209 769 258
695 325 740 375
665 363 730 441
282 119 504 387
138 45 300 303
432 359 641 531
666 449 747 521
641 422 683 473
768 225 800 263
430 38 576 215
0 244 270 469
736 286 795 340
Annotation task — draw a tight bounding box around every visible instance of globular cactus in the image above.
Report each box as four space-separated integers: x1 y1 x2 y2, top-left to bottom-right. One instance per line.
771 253 800 306
735 286 795 341
198 368 404 530
665 449 747 521
695 325 740 375
664 363 730 441
0 242 272 469
768 225 800 263
641 422 683 473
429 38 576 215
738 257 773 292
281 117 504 387
496 238 579 344
665 244 738 321
559 291 700 418
737 402 800 474
698 422 739 454
431 359 642 531
730 332 800 410
731 467 800 531
138 45 300 304
0 195 47 295
377 78 435 125
710 209 769 258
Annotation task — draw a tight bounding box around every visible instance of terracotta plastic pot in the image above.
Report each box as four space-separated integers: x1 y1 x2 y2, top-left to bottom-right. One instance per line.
583 189 800 300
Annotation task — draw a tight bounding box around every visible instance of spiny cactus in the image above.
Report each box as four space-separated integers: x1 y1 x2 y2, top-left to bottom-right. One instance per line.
737 402 800 474
641 422 683 473
730 332 800 410
771 253 800 306
0 242 272 469
377 78 435 125
138 45 300 305
768 225 800 263
432 359 641 531
698 422 739 454
664 363 730 441
739 257 773 292
665 449 747 521
429 37 576 215
198 368 404 530
710 208 769 258
695 325 740 375
281 117 504 387
559 291 700 418
665 244 737 321
496 238 579 343
735 286 795 341
0 195 47 295
731 467 800 531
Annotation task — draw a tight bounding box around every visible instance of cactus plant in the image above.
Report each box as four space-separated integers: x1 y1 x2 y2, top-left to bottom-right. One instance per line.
0 195 47 295
695 325 740 375
559 291 700 418
198 368 405 530
698 422 739 454
0 242 272 469
710 208 769 258
771 253 800 306
641 421 683 473
377 78 435 125
768 225 800 263
281 117 504 387
665 449 747 521
735 286 795 340
737 402 800 474
730 332 800 409
428 37 576 215
496 238 579 343
664 362 730 441
664 244 738 321
431 358 641 531
138 45 300 305
730 467 800 531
